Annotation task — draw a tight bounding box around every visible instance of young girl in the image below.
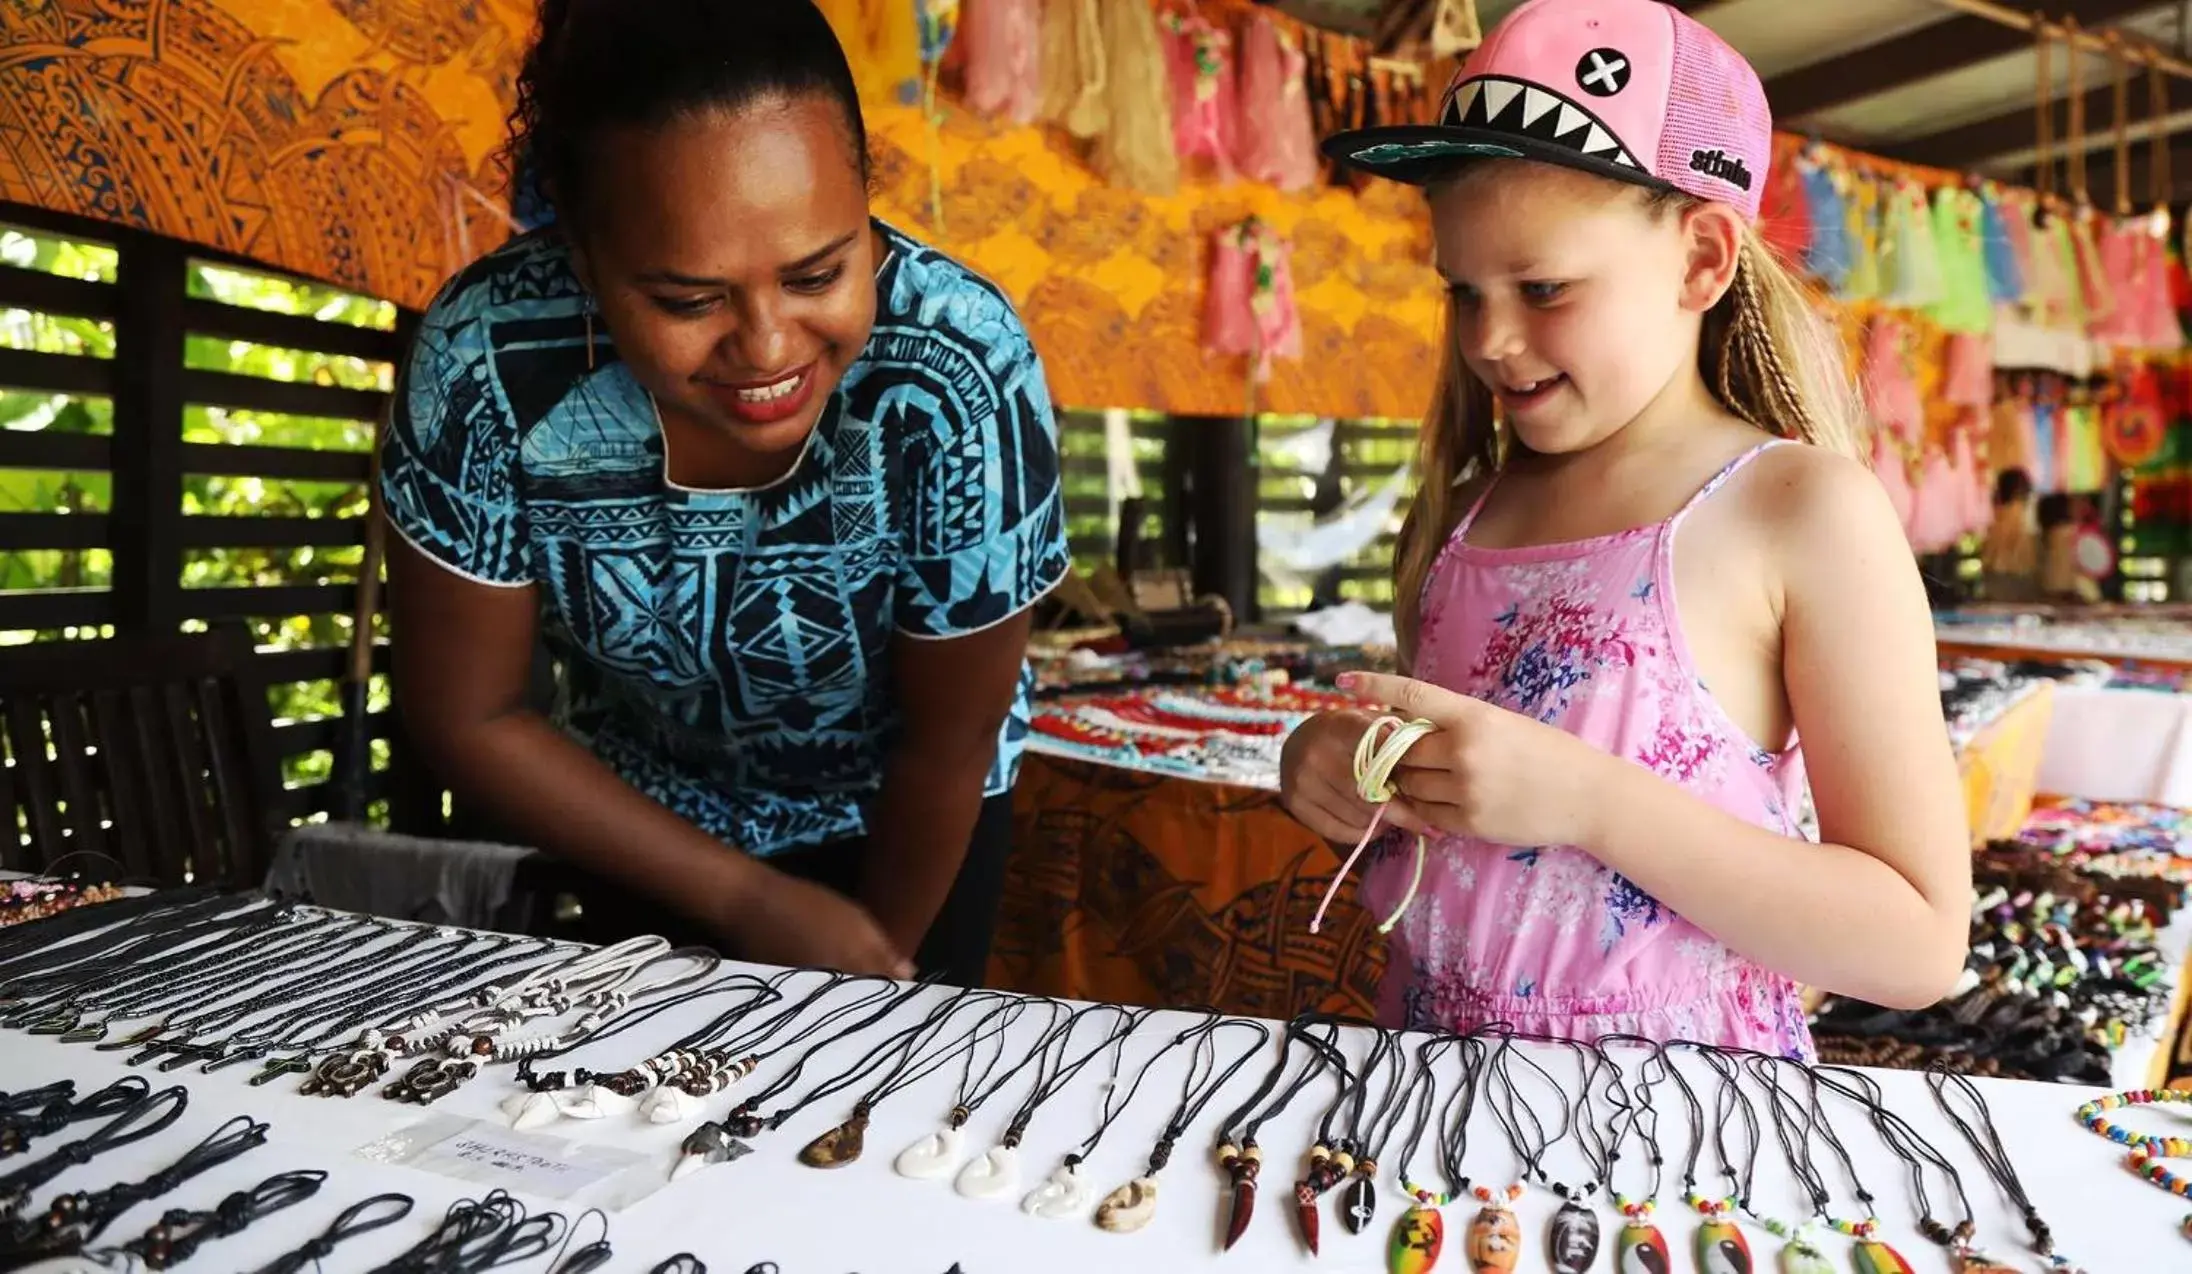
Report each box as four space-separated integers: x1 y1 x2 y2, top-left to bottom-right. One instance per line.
1282 0 1970 1056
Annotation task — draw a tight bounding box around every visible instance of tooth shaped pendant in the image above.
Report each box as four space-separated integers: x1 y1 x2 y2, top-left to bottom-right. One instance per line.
1293 1179 1323 1255
1095 1176 1159 1233
894 1126 965 1180
1219 1144 1260 1251
640 1085 699 1125
1696 1219 1752 1274
1851 1240 1917 1274
557 1083 634 1120
1388 1203 1444 1274
799 1110 870 1168
1022 1162 1090 1219
1547 1199 1599 1273
955 1145 1020 1200
1615 1220 1669 1273
1467 1203 1522 1272
504 1092 563 1131
1340 1173 1377 1235
670 1123 750 1181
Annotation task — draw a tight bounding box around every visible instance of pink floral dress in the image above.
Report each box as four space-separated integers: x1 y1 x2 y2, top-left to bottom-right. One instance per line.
1362 442 1815 1058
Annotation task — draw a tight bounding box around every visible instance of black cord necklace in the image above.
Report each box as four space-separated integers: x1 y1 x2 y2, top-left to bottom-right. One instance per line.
1 1113 269 1266
892 996 1063 1183
1290 1019 1360 1257
1602 1035 1673 1272
0 1084 185 1221
366 1190 565 1274
115 1168 327 1269
1209 1015 1341 1253
1021 1007 1173 1222
796 989 1023 1170
954 1003 1137 1203
1544 1042 1612 1274
1339 1026 1408 1238
0 1078 148 1161
1388 1035 1459 1270
502 970 781 1128
1819 1065 2023 1274
247 1192 416 1274
673 974 921 1180
1663 1044 1754 1274
1927 1063 2085 1273
1094 1014 1270 1236
1474 1034 1569 1273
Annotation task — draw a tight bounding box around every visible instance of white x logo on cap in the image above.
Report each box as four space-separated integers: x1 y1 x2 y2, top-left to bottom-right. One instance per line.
1578 49 1629 96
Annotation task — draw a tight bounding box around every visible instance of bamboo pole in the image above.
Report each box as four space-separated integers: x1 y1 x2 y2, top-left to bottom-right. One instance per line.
1926 0 2192 83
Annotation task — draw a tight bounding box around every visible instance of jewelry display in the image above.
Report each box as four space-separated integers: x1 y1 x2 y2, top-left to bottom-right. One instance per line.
799 990 1028 1170
364 1189 568 1274
1752 1053 1917 1273
1093 1015 1268 1235
1020 1009 1177 1221
955 1004 1139 1202
0 1085 185 1221
1386 1035 1466 1274
1474 1034 1574 1274
0 1079 147 1160
2072 1084 2192 1233
112 1168 326 1269
0 1113 268 1268
894 996 1062 1182
1816 1065 2020 1274
1929 1064 2087 1271
246 1193 416 1274
0 877 123 929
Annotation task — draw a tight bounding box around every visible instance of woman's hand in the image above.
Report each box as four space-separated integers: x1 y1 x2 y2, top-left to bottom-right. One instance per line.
1336 672 1609 849
1279 707 1386 843
718 869 916 979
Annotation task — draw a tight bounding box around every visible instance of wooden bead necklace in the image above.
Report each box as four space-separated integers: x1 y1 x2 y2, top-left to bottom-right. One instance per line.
1930 1064 2087 1271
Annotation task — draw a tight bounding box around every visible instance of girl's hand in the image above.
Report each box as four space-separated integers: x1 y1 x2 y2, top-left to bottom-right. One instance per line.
1279 707 1385 843
1337 672 1608 849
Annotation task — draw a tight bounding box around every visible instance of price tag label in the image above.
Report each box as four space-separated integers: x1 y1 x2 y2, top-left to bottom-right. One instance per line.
356 1115 655 1206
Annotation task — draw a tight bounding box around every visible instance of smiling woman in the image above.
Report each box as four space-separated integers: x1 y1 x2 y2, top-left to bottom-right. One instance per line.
379 0 1070 983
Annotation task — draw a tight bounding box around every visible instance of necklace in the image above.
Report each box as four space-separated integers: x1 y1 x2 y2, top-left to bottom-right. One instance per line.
1095 1014 1270 1235
798 989 1023 1170
955 1004 1138 1202
1819 1065 2015 1274
1751 1053 1918 1273
112 1168 326 1269
1020 1008 1171 1221
5 1113 269 1262
1694 1046 1829 1273
502 971 780 1129
1544 1042 1610 1274
1211 1016 1338 1252
0 1085 185 1221
1388 1034 1480 1274
1930 1064 2087 1271
1291 1020 1361 1256
1339 1027 1408 1238
1475 1035 1569 1274
893 996 1060 1180
2072 1084 2192 1234
0 1079 148 1161
1603 1037 1671 1272
246 1192 415 1274
675 976 920 1180
1665 1047 1752 1274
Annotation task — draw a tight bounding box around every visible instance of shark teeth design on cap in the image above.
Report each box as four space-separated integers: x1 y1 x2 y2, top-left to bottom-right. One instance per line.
1443 75 1643 172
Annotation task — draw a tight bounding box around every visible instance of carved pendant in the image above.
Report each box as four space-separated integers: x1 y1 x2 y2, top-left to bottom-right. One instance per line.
501 1091 562 1131
954 1145 1019 1200
1340 1173 1377 1235
555 1083 635 1120
1219 1145 1260 1251
1388 1203 1444 1274
1547 1199 1599 1274
1952 1248 2020 1274
1695 1219 1752 1274
1021 1162 1090 1219
1095 1176 1159 1233
639 1085 699 1125
1851 1240 1917 1274
1467 1203 1522 1273
670 1122 751 1181
894 1125 965 1180
1615 1220 1670 1274
798 1111 869 1168
1774 1233 1833 1274
1294 1178 1322 1255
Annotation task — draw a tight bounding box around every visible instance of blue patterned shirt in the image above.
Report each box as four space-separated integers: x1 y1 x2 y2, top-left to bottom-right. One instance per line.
381 223 1070 856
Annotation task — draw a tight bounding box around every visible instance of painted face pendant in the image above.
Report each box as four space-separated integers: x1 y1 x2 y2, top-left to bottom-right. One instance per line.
1095 1176 1159 1233
797 1110 868 1168
1851 1239 1917 1274
1775 1237 1834 1274
1466 1204 1522 1273
1388 1203 1444 1274
1547 1200 1600 1274
1616 1221 1671 1274
1341 1174 1378 1235
1696 1219 1752 1274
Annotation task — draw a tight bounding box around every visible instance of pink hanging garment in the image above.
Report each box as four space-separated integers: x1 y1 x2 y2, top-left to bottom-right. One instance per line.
1948 422 1989 539
2072 209 2116 336
1164 10 1238 180
1235 15 1317 190
1873 430 1916 538
1248 222 1303 377
1940 333 1992 409
1862 318 1923 446
1908 447 1964 553
2134 220 2185 350
2089 218 2140 344
1204 222 1257 356
961 0 1043 125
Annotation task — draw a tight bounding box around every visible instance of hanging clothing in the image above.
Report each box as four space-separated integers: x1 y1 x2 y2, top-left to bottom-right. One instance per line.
1366 443 1813 1057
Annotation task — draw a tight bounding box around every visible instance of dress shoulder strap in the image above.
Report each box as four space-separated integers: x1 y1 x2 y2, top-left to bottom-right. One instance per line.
1668 438 1792 529
1450 471 1504 542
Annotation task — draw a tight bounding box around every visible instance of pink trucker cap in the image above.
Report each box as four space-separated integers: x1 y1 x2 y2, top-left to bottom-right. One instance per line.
1324 0 1771 219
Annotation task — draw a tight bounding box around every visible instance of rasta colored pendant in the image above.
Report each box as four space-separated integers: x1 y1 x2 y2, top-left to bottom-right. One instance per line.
798 1105 870 1169
1849 1239 1917 1274
1464 1191 1523 1273
1695 1218 1752 1274
1615 1214 1672 1274
1546 1197 1600 1274
1387 1195 1445 1274
1217 1141 1261 1250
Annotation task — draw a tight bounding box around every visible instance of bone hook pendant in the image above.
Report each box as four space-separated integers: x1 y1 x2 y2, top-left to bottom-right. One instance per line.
1023 1162 1091 1219
895 1125 965 1180
798 1109 870 1169
955 1145 1020 1200
1546 1199 1600 1274
1095 1176 1159 1233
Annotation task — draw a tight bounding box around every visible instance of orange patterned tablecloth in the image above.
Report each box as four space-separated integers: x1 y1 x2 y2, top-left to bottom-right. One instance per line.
987 753 1388 1020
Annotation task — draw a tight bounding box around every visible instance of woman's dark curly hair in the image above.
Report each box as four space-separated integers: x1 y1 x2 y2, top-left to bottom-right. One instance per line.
506 0 870 229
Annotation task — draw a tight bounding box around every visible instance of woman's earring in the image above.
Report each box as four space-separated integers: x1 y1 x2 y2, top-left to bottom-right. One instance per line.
584 307 597 372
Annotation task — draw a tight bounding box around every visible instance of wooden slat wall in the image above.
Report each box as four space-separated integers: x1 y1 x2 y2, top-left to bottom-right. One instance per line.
0 200 428 832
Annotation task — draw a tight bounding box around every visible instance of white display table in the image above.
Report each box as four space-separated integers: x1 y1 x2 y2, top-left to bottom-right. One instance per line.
0 960 2179 1273
2037 687 2192 809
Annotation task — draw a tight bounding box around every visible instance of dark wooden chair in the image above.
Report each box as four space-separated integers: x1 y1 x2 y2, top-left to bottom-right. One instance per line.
0 624 283 888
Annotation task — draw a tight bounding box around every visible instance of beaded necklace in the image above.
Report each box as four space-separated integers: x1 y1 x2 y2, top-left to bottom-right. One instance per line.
956 1004 1138 1203
1930 1064 2087 1271
1544 1042 1611 1274
2071 1083 2192 1240
1211 1015 1332 1251
1020 1007 1172 1221
1751 1053 1919 1272
1692 1045 1830 1273
1337 1026 1405 1238
1385 1035 1472 1274
1095 1015 1269 1234
1816 1065 2019 1274
1664 1048 1753 1274
1603 1036 1672 1271
1475 1034 1569 1274
1289 1020 1359 1255
797 990 1025 1170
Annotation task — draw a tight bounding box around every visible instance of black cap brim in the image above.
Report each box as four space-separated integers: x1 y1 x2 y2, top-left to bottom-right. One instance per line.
1322 124 1678 194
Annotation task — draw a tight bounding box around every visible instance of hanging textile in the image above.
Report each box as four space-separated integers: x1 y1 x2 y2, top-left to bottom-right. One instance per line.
961 0 1044 124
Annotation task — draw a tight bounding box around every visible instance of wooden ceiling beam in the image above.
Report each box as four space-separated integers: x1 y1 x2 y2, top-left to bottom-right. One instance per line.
1894 80 2156 168
1763 0 2158 123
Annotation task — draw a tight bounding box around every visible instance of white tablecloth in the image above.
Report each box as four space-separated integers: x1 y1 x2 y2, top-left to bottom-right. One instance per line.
2036 687 2192 807
0 977 2179 1274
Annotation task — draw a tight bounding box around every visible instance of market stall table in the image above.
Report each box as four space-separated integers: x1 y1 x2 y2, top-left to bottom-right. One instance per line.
0 911 2177 1273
